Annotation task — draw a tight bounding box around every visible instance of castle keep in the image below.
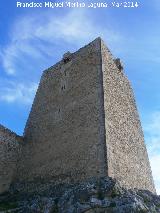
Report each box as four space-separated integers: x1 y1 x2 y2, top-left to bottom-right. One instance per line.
0 38 156 194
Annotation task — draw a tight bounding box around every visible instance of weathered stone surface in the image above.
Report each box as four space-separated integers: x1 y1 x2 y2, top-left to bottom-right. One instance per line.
16 38 107 184
0 125 23 194
0 38 156 195
101 40 155 193
0 177 159 213
15 38 155 193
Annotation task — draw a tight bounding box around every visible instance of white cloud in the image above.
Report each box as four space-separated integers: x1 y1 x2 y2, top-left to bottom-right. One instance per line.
0 8 121 105
145 112 160 137
144 111 160 194
149 155 160 195
0 81 38 104
1 9 122 75
0 9 123 104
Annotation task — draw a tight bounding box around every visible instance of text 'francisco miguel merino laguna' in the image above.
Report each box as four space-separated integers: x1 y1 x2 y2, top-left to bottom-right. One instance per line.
16 1 139 8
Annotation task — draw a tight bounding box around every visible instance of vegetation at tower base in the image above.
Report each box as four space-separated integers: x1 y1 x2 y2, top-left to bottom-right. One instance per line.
0 177 160 213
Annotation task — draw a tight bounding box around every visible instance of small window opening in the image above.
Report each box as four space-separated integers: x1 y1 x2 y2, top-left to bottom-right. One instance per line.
61 85 65 90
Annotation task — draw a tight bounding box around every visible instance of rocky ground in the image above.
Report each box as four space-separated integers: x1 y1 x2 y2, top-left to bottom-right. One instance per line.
0 177 160 213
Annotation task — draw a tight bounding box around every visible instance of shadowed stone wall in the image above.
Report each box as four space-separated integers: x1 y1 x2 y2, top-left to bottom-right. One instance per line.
101 40 155 193
0 125 23 194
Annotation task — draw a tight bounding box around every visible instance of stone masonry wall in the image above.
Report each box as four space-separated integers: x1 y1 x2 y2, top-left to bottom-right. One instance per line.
14 38 155 194
16 38 107 184
0 125 23 194
101 40 156 193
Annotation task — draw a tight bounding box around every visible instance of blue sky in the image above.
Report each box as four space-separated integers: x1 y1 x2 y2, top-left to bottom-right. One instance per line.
0 0 160 193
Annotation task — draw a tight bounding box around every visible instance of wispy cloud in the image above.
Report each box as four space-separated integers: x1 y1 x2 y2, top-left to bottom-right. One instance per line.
149 155 160 195
144 111 160 194
0 81 38 104
0 8 122 105
145 112 160 137
0 9 122 76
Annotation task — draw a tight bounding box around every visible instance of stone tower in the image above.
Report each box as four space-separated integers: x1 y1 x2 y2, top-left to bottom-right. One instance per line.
16 38 155 193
